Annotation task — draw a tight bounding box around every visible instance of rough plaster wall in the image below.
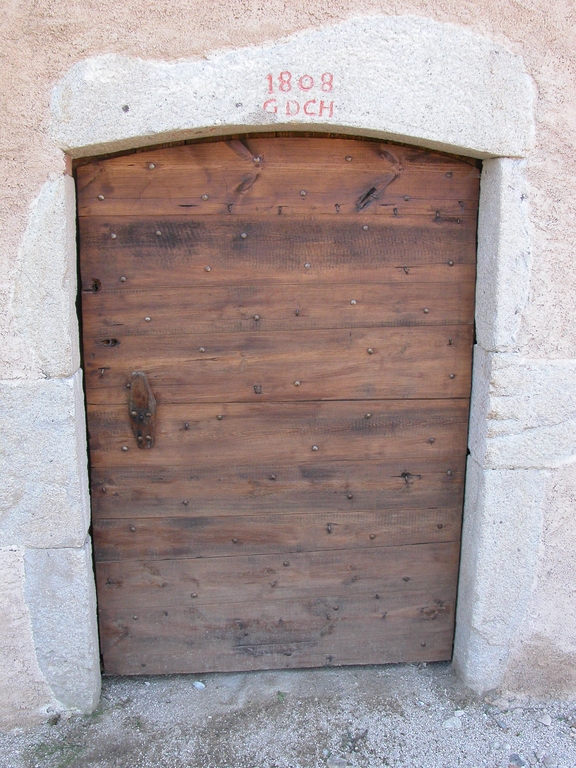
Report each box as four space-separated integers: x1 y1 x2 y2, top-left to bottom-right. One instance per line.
1 0 575 723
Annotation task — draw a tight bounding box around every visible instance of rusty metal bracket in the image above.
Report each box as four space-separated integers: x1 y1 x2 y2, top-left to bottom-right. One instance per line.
129 372 156 449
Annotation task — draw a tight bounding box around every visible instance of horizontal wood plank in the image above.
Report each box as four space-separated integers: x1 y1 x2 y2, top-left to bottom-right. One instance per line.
94 507 461 562
87 399 470 469
81 281 475 338
96 540 459 608
83 326 473 404
79 215 476 293
77 138 480 217
98 590 455 674
90 460 464 520
78 136 479 179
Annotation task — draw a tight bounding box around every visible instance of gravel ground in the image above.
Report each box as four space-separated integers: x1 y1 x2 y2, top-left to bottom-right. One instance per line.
1 662 576 768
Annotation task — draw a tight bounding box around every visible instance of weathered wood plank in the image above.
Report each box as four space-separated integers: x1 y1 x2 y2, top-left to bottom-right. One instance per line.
94 507 461 562
77 137 480 217
81 281 475 339
77 136 479 180
90 460 464 519
83 326 473 404
78 216 476 293
87 399 470 469
78 194 478 218
98 591 455 674
96 540 460 608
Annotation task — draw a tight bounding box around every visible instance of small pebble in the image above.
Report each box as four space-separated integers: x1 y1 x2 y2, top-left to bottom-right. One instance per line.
454 709 466 717
537 713 552 726
509 754 527 767
442 716 462 729
326 757 348 768
193 681 206 690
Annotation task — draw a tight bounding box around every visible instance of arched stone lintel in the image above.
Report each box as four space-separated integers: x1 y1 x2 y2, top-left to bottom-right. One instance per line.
50 15 534 160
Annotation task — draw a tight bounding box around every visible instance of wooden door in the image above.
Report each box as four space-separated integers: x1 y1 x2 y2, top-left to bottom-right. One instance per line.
77 136 479 675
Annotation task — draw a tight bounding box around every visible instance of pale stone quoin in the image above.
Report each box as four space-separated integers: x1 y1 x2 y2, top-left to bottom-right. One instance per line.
1 7 575 727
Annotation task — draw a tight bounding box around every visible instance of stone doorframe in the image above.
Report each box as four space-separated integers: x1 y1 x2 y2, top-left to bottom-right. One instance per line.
13 15 538 712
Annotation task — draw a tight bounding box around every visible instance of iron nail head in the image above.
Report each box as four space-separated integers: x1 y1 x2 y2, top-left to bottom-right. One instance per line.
217 414 224 420
347 493 353 499
111 233 117 239
304 262 311 269
294 380 301 386
345 156 352 161
367 348 374 354
201 194 209 201
204 266 211 272
448 260 454 266
363 225 369 231
131 410 137 417
156 230 162 236
365 413 371 419
98 194 104 200
300 190 307 196
241 232 248 239
144 316 151 322
120 276 127 282
199 347 205 353
423 308 429 314
130 526 136 531
122 446 128 452
350 299 357 305
253 156 261 163
370 534 376 540
148 163 155 170
253 314 260 321
312 445 319 451
449 373 456 379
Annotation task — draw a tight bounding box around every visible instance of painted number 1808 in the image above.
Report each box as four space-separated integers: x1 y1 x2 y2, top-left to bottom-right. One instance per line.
266 72 334 93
